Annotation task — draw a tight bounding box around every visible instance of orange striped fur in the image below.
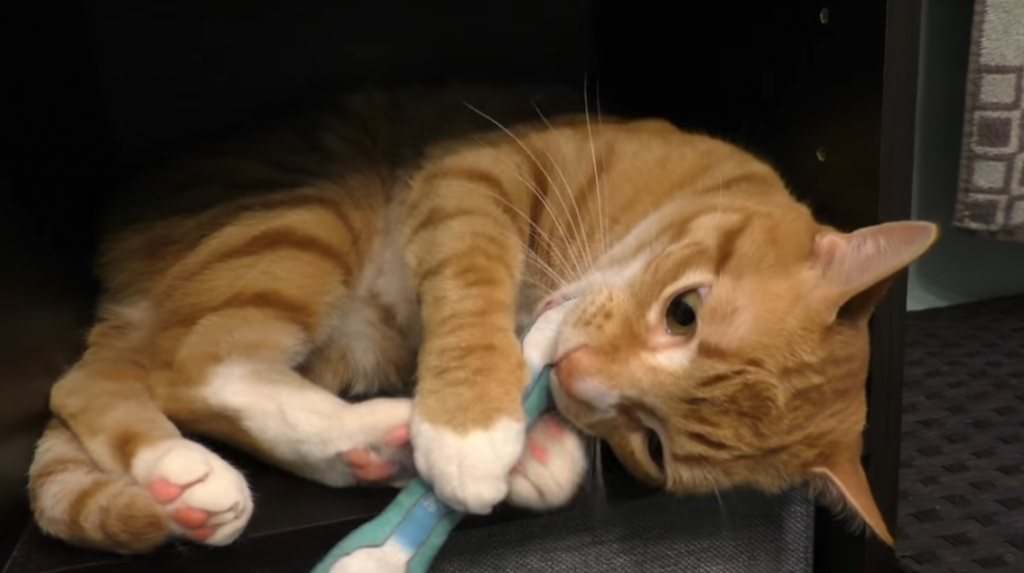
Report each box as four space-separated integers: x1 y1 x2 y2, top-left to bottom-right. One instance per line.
28 85 937 553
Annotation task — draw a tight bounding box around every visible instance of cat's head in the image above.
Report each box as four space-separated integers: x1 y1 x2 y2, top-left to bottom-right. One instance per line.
546 198 938 546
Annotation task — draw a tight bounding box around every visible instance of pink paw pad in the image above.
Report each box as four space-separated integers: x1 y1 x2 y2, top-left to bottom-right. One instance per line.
527 440 550 463
343 425 411 484
187 526 216 542
541 417 566 438
385 425 410 446
343 448 394 482
172 506 210 529
148 478 183 504
147 477 228 539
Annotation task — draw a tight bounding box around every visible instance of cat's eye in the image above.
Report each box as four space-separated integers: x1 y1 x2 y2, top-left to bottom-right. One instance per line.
646 429 664 469
665 290 701 336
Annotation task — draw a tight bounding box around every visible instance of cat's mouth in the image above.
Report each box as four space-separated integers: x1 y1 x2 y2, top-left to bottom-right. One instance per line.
535 288 582 319
548 371 595 431
550 345 620 431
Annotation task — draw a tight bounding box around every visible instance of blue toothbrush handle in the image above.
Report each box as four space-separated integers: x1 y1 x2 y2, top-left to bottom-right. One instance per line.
311 366 554 573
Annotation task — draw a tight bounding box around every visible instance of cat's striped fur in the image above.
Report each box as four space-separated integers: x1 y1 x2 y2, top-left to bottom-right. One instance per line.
28 85 937 552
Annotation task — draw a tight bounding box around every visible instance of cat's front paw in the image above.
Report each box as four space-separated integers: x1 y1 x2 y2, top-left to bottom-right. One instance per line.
132 439 253 545
308 397 415 488
411 413 525 514
507 413 588 510
342 424 414 486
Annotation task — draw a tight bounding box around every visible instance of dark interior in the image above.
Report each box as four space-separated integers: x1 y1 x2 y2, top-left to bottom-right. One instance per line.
1 1 918 572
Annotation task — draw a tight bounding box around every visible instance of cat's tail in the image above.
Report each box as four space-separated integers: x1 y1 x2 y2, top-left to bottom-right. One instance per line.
28 417 171 553
28 300 182 552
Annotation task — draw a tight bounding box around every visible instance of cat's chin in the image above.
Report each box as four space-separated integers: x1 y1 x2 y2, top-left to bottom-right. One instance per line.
549 373 604 431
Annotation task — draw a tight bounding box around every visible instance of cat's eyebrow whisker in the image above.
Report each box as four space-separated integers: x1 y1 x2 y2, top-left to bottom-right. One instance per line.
546 151 594 275
511 233 569 290
530 98 557 131
464 102 587 282
509 171 588 283
487 150 586 281
583 76 609 258
482 189 577 285
713 175 725 226
488 194 573 281
595 77 611 262
488 222 569 289
534 147 592 272
531 99 595 272
521 249 568 290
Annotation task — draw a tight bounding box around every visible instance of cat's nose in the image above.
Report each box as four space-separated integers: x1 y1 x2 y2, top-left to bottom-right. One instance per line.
553 345 595 400
553 346 621 415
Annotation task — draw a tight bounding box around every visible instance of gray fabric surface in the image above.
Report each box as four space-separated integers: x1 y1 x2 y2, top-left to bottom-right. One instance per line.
954 0 1024 241
431 489 815 573
898 296 1024 572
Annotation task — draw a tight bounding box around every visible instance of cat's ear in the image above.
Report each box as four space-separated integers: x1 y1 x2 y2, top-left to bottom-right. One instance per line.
811 221 939 320
811 450 894 546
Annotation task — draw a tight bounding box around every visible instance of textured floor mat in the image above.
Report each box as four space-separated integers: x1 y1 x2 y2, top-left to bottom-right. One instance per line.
432 490 813 573
898 296 1024 572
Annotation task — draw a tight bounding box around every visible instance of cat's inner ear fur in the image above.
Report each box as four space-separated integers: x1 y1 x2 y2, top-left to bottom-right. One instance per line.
811 221 939 321
810 448 894 546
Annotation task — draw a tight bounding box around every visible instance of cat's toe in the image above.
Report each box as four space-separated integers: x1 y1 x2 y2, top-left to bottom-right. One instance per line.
507 413 587 511
411 413 525 514
328 399 415 487
343 442 413 485
133 439 253 546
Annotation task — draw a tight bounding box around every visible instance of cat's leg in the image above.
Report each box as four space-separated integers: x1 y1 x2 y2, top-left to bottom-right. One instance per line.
43 354 253 550
162 306 414 489
507 413 589 510
403 152 542 514
31 418 171 553
140 198 416 489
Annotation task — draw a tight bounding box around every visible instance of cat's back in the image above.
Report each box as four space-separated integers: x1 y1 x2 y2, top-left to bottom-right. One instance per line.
97 84 582 295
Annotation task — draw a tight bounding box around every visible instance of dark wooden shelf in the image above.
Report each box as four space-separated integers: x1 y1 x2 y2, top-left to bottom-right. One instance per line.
4 440 659 573
2 1 920 572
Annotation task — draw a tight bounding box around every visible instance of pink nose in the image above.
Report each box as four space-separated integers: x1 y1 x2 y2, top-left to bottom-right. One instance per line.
553 345 595 400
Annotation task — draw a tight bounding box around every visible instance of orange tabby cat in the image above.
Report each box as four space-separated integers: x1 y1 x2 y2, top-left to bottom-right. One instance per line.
28 85 937 553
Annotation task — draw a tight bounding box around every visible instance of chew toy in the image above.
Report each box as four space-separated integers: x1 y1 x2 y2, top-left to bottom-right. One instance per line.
312 302 575 573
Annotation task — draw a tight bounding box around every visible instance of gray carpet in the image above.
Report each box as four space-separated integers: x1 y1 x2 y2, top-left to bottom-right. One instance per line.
432 489 814 573
898 296 1024 572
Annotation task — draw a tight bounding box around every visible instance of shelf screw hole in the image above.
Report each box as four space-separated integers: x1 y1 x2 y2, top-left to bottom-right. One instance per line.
820 8 830 24
816 147 827 162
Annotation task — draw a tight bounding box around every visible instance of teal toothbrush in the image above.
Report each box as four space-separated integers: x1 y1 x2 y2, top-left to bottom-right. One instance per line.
312 301 574 573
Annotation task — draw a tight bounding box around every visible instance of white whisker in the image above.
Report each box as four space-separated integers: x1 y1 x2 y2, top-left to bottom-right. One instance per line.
521 248 568 291
464 102 587 281
509 171 586 282
487 148 586 281
530 98 557 131
714 174 724 224
596 77 611 258
487 220 569 290
481 187 578 285
583 76 608 258
531 99 594 275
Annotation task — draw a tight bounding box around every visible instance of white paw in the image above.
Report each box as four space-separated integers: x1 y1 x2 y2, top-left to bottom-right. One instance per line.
309 397 415 488
507 413 588 510
131 439 253 545
328 539 411 573
411 414 524 514
202 362 414 490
